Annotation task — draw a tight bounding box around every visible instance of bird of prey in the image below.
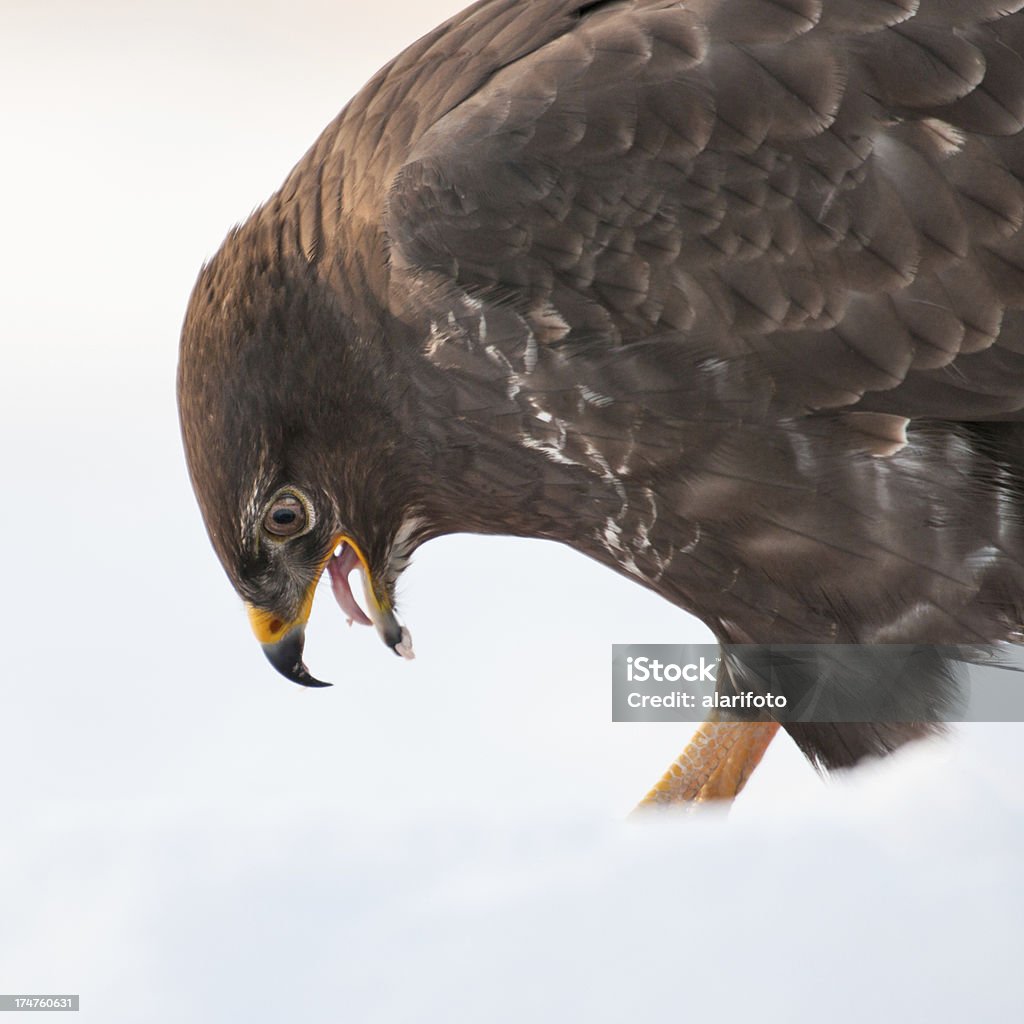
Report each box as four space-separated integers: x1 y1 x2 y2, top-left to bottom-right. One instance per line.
179 0 1024 807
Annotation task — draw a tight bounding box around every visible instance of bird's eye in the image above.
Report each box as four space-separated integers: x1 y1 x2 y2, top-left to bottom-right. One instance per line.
263 493 308 538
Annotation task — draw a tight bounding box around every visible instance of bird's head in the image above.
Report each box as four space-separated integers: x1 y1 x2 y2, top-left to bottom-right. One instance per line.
177 225 422 686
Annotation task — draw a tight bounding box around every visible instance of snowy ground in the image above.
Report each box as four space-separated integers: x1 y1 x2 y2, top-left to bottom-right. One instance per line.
2 2 1022 1020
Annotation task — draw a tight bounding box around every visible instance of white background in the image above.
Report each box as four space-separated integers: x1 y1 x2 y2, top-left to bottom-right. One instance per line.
2 2 1022 1020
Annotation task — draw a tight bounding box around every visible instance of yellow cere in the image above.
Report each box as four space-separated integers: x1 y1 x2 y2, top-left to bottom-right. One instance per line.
246 534 386 644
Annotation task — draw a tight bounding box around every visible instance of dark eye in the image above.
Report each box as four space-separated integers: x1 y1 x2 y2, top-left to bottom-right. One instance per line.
263 493 308 538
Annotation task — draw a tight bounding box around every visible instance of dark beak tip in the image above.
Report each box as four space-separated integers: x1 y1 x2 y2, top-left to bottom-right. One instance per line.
262 629 332 688
294 671 333 689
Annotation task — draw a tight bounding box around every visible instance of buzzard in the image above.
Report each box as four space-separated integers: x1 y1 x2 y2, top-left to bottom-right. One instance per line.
179 0 1024 806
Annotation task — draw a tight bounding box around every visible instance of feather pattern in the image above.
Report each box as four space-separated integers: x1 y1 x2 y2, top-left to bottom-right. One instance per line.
180 0 1024 768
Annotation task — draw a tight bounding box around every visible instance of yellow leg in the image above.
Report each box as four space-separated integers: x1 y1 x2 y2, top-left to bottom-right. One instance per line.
633 720 780 813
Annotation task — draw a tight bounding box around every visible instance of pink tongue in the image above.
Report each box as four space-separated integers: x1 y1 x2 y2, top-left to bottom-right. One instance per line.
327 544 373 626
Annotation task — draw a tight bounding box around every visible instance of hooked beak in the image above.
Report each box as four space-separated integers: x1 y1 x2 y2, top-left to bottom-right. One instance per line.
260 624 331 688
247 601 330 688
247 534 414 688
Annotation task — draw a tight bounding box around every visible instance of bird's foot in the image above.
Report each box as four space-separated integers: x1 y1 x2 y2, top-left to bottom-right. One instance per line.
631 720 780 814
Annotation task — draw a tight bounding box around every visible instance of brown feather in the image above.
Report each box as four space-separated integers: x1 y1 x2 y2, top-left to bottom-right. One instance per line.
180 0 1024 771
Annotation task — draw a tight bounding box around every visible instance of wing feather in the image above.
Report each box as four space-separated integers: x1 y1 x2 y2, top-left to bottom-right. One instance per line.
382 0 1024 421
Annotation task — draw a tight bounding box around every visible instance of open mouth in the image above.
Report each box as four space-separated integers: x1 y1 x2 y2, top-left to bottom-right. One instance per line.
326 540 415 660
327 541 374 627
250 537 414 688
